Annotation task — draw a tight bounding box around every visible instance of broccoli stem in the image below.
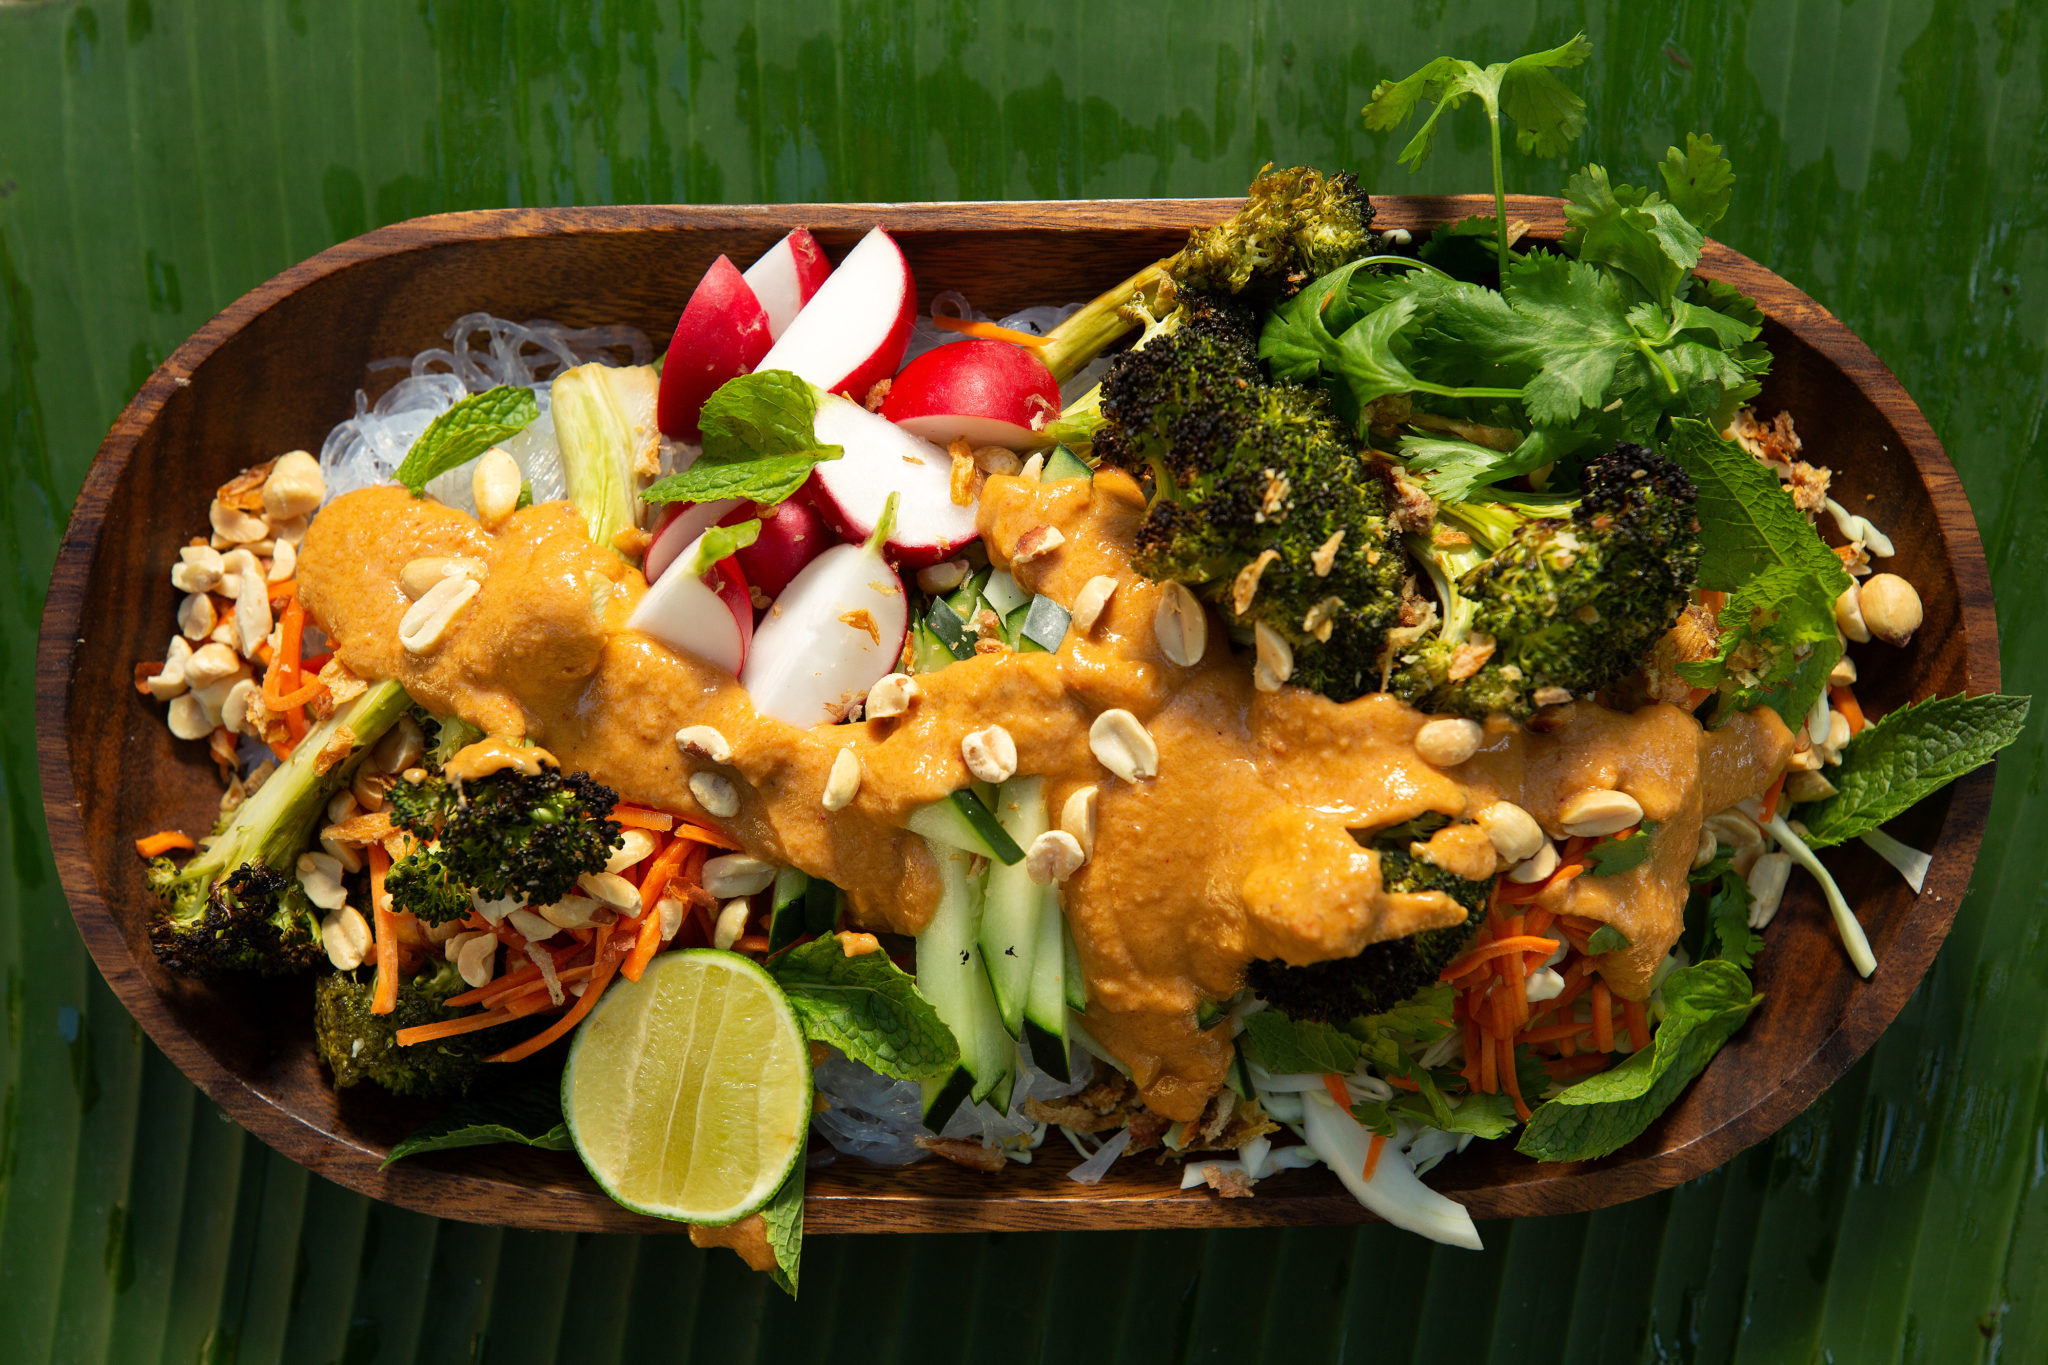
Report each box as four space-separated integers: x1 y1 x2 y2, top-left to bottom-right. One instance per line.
1036 259 1173 382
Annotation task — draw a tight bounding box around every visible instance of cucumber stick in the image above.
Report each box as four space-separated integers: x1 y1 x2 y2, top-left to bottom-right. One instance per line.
904 788 1024 864
915 840 1014 1117
979 777 1048 1035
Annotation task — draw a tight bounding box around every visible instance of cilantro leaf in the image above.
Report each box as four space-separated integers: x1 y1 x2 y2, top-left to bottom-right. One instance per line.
1800 693 2031 848
1354 1086 1519 1141
1585 822 1660 876
1399 426 1593 503
1560 163 1704 309
1586 923 1632 953
382 1079 571 1167
1516 960 1759 1161
1658 133 1736 233
641 370 843 508
393 385 540 494
1695 867 1763 969
1242 1010 1365 1075
760 1143 805 1298
768 936 959 1082
1664 418 1852 724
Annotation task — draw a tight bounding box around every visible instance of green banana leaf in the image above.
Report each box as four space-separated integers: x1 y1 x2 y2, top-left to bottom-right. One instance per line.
3 1 2043 1360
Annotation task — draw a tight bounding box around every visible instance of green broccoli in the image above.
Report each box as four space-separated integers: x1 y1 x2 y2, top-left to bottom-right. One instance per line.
387 760 623 911
146 680 412 978
1390 442 1699 718
313 959 488 1096
1092 301 1411 700
1244 824 1491 1023
423 711 487 770
1037 164 1384 382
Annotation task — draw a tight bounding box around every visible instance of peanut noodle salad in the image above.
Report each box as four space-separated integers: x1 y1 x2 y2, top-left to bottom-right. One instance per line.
130 39 2024 1289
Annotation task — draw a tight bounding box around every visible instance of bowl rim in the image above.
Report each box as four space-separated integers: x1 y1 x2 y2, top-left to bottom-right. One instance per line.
36 195 2003 1234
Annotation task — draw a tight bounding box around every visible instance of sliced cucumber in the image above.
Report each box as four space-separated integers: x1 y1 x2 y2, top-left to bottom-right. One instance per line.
803 877 842 936
909 620 961 673
1044 444 1093 481
979 777 1048 1036
921 1067 975 1132
904 788 1024 864
914 839 1014 1117
944 566 991 621
981 568 1030 620
1019 595 1070 653
1024 886 1069 1041
1023 1018 1069 1085
1062 914 1088 1012
923 598 977 661
768 867 809 951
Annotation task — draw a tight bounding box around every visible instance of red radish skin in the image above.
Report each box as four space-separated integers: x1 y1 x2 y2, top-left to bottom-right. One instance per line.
754 226 915 402
742 228 832 341
719 498 833 601
806 394 978 569
881 338 1063 450
627 537 754 675
644 497 745 584
656 255 773 442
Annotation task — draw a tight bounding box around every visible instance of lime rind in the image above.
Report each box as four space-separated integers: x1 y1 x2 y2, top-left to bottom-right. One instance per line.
563 949 812 1225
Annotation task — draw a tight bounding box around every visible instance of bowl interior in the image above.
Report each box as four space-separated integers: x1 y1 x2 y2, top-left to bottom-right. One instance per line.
41 198 1995 1233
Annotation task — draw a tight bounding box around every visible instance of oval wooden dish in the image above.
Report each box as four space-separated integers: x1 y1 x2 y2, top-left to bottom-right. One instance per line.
37 197 2000 1235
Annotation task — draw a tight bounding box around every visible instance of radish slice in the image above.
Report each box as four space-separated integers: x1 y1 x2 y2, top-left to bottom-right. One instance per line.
882 337 1063 450
628 536 754 674
742 228 832 341
722 497 833 601
644 498 746 584
808 394 978 569
754 226 915 401
741 496 909 726
656 255 774 442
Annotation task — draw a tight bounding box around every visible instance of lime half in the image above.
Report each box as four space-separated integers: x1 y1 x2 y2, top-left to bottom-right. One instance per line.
564 949 811 1224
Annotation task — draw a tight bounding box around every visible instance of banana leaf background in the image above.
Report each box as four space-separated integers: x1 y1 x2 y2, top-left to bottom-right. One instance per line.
4 0 2045 1360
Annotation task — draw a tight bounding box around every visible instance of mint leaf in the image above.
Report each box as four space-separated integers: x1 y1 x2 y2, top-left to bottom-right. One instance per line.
1800 693 2031 848
1516 960 1759 1161
1658 133 1735 233
769 936 959 1082
677 518 761 579
642 370 843 508
1586 923 1632 953
760 1142 805 1298
382 1080 571 1167
1665 418 1852 724
1584 822 1659 876
1242 1010 1365 1075
393 386 539 494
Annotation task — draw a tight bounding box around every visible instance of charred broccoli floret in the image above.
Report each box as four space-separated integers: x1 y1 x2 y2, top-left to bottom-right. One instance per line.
1391 442 1699 718
421 710 486 771
1244 828 1491 1023
381 841 473 925
1093 304 1410 700
145 680 413 978
387 760 623 910
1037 164 1383 382
314 959 487 1096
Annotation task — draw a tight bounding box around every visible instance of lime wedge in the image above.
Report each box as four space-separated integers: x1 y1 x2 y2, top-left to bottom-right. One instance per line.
563 949 811 1224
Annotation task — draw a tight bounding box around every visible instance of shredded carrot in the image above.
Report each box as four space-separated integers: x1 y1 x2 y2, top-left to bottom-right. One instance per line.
267 579 298 602
1623 999 1651 1053
1478 1029 1499 1093
1440 935 1565 981
638 837 691 916
1498 1036 1532 1121
369 846 398 1015
447 962 542 1008
475 963 600 1012
1517 1019 1602 1046
1494 862 1587 905
1528 959 1599 1021
299 652 332 674
1590 981 1615 1052
488 932 629 1064
1363 1133 1387 1181
1759 770 1789 825
1699 589 1728 614
1831 685 1867 736
1322 1074 1353 1111
134 830 195 858
396 1008 521 1045
1384 1073 1421 1092
670 821 743 851
610 804 676 832
734 933 772 954
622 909 665 982
931 314 1051 348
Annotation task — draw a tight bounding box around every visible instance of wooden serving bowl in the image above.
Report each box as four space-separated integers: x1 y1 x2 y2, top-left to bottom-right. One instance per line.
37 197 2000 1235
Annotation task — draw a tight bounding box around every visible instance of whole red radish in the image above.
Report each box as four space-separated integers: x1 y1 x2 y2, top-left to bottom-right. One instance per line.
719 497 833 601
743 228 832 341
754 226 915 402
627 531 755 675
881 338 1062 450
656 255 773 442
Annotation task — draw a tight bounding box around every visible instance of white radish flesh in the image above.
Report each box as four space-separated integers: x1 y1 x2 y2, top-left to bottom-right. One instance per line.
628 538 754 674
643 498 746 584
808 394 978 568
742 227 832 341
754 226 914 400
741 510 908 727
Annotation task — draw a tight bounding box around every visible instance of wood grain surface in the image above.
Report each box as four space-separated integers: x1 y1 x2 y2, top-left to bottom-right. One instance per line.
34 196 2000 1235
